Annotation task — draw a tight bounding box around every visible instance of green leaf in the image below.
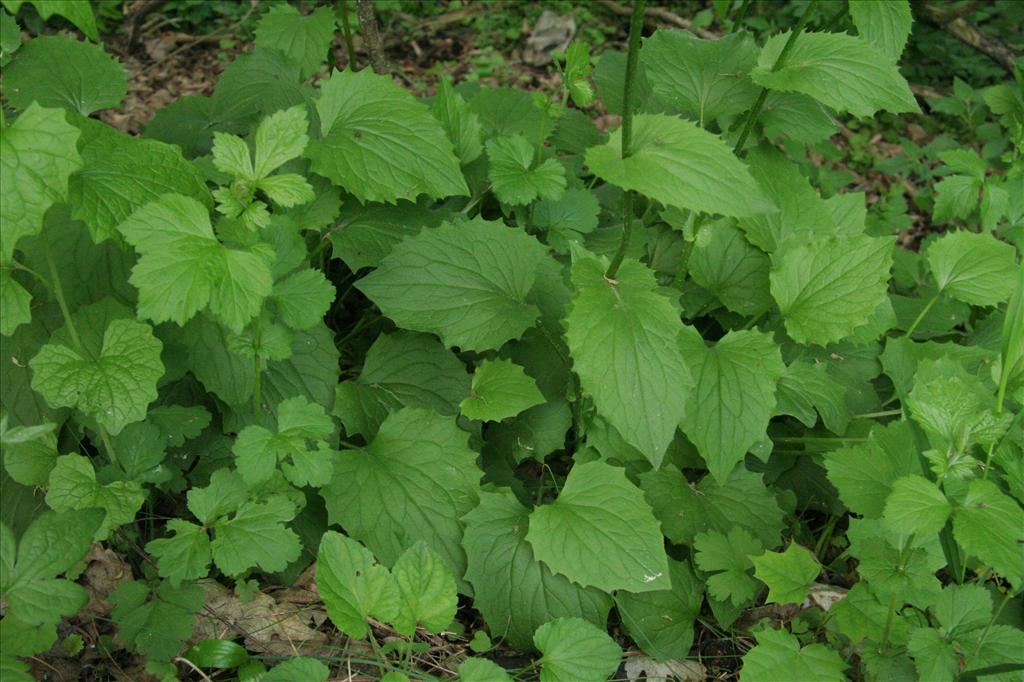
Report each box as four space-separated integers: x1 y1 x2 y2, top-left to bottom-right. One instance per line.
533 187 600 254
253 4 335 79
567 255 690 467
694 527 762 606
145 519 212 587
29 318 164 435
323 408 482 584
926 230 1019 306
759 91 837 144
233 396 336 487
741 627 847 681
585 113 774 217
534 617 622 682
208 49 310 133
774 360 850 435
328 202 446 272
462 489 613 651
268 269 335 332
0 103 82 261
689 218 772 316
356 218 548 351
486 400 571 465
852 534 941 605
211 496 302 577
751 31 919 117
358 331 470 416
316 530 399 639
750 543 820 604
563 41 595 107
770 234 893 346
0 269 32 336
737 146 836 253
4 0 98 40
459 658 512 682
641 30 760 125
0 9 20 56
461 358 544 422
882 475 950 536
254 105 311 179
432 77 483 165
932 175 981 224
527 460 669 593
678 329 785 482
261 658 330 682
952 479 1024 588
45 454 145 540
4 35 126 114
68 120 211 244
849 0 913 61
391 541 458 636
486 134 566 205
308 68 467 203
907 627 958 682
110 580 204 661
616 559 703 661
117 194 274 332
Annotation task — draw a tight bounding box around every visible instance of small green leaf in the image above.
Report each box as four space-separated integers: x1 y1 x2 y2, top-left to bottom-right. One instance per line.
848 0 913 60
110 580 204 662
741 627 847 681
145 519 212 587
952 479 1024 588
253 4 335 79
459 658 512 681
694 527 762 606
461 358 544 422
253 105 311 179
261 658 329 682
882 475 950 536
185 639 249 669
487 134 566 205
927 230 1019 306
616 559 703 660
316 531 399 639
432 77 483 165
45 454 145 540
534 617 622 682
391 542 458 636
211 496 302 577
233 395 336 487
750 543 820 604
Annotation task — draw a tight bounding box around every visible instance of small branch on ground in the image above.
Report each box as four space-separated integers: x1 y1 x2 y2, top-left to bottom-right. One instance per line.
598 0 718 39
917 2 1018 74
356 0 389 74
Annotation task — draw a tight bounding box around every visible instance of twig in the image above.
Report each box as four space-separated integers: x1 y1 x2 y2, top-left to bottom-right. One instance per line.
916 2 1018 74
598 0 717 39
174 657 214 682
356 0 389 74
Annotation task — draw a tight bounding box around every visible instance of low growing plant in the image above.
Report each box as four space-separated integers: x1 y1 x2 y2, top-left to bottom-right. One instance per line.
1 0 1022 680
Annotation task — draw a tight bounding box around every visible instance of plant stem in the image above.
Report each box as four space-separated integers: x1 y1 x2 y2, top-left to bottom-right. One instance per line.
852 409 904 419
904 293 939 337
252 320 263 422
44 246 85 355
733 0 819 155
339 0 357 69
605 0 646 280
732 0 754 26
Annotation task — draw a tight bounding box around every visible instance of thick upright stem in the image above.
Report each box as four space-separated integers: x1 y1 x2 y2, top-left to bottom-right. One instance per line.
605 0 646 280
733 0 819 155
356 0 388 75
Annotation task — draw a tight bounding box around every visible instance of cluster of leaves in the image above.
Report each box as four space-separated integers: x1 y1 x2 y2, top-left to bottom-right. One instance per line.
1 1 1023 681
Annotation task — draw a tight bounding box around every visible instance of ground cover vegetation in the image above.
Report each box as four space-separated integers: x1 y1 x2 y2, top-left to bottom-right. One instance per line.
0 0 1022 680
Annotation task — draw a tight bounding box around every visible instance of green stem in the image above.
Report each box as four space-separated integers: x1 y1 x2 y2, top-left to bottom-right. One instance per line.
733 0 819 155
535 105 549 163
670 239 695 289
732 0 754 26
339 0 358 69
904 293 939 337
879 593 899 650
252 320 263 422
44 245 85 355
605 0 645 280
852 409 904 419
969 590 1015 662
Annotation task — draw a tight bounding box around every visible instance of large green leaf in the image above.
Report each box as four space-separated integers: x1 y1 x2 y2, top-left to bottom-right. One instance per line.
3 35 126 115
566 255 690 466
0 103 82 260
751 31 919 117
585 114 774 217
357 218 548 351
926 230 1019 306
770 234 893 346
678 329 784 482
322 408 482 585
527 461 669 593
462 489 612 651
308 68 467 203
616 559 703 660
849 0 913 60
534 617 622 682
391 542 458 636
952 479 1024 588
316 531 398 639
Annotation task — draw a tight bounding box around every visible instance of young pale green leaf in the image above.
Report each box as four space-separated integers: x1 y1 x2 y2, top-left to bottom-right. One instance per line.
323 408 482 585
750 543 820 604
567 255 690 467
258 172 315 207
316 531 399 639
462 489 613 652
486 134 566 205
741 627 847 681
461 358 544 422
211 496 302 576
534 617 622 682
641 30 760 125
585 114 774 217
253 105 310 179
110 580 204 662
689 219 772 316
694 527 762 606
459 658 512 682
233 395 335 487
29 318 164 435
45 454 145 540
678 329 785 483
770 234 893 346
952 479 1024 588
616 559 703 660
145 519 212 587
848 0 913 61
309 68 468 203
926 230 1019 306
4 35 126 115
253 4 335 79
882 475 950 536
270 268 336 331
527 461 670 593
69 120 211 244
533 187 600 253
212 132 254 179
391 542 458 636
0 103 82 260
432 77 483 165
117 193 274 332
356 218 548 351
751 31 919 117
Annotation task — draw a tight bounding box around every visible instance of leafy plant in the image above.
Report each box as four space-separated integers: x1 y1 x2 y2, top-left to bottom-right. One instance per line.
1 0 1022 680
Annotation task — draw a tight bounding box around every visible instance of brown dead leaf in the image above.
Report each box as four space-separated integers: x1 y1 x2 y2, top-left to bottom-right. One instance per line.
81 544 133 617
